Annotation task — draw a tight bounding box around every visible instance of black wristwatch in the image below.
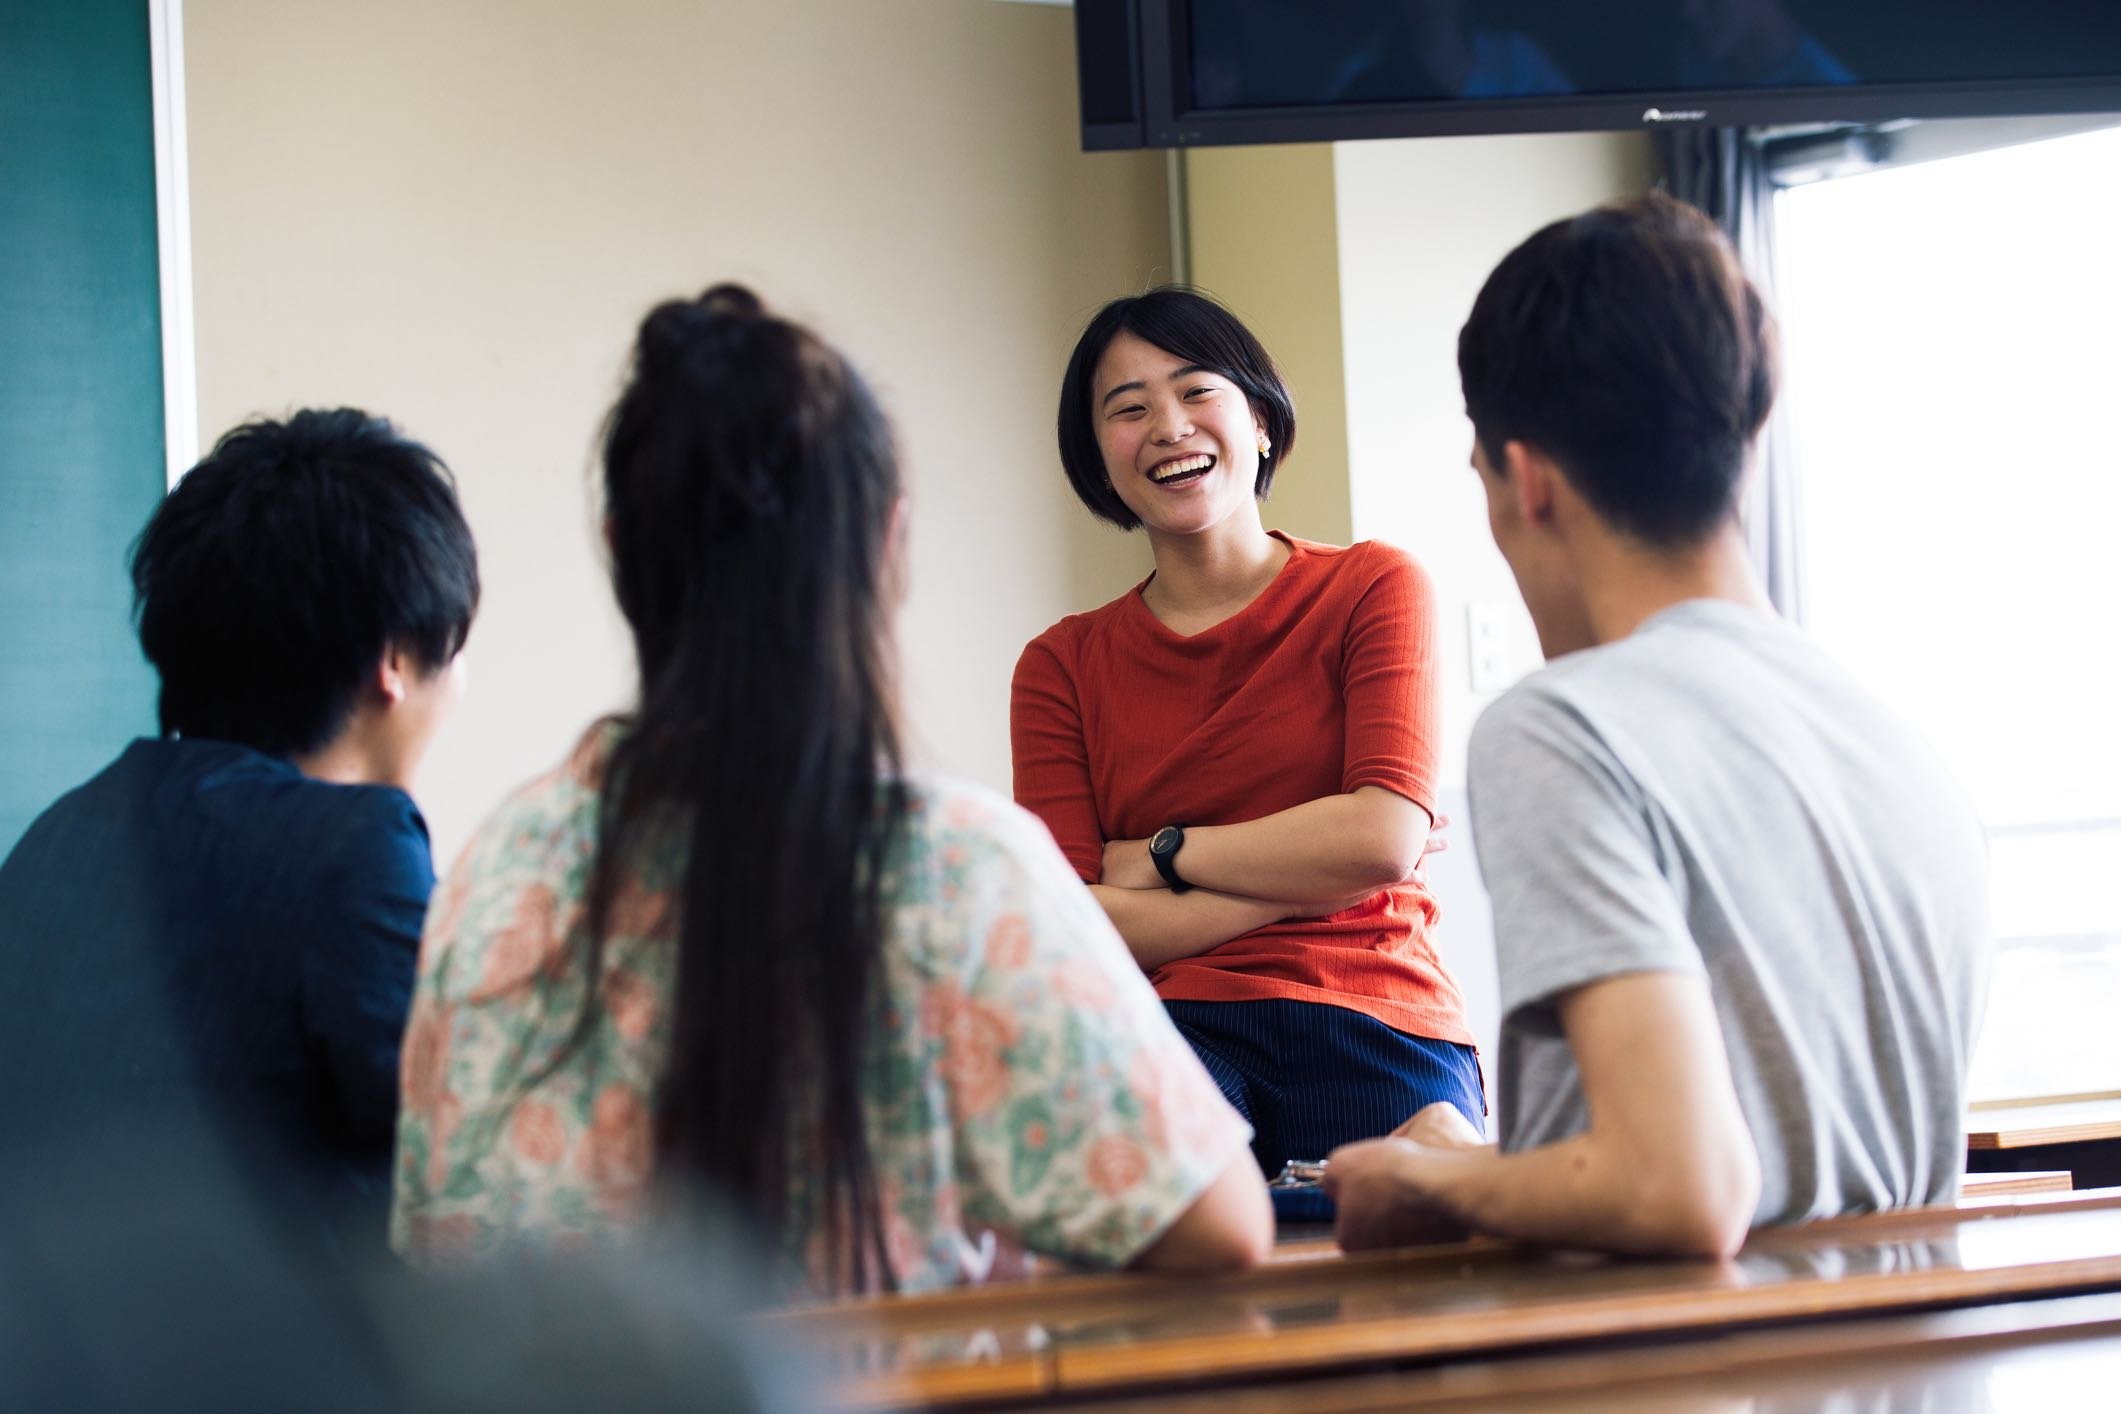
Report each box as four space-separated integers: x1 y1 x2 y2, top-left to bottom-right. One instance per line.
1149 824 1192 893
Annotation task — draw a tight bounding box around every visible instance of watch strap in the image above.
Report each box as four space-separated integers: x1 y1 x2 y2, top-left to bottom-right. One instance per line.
1151 824 1192 893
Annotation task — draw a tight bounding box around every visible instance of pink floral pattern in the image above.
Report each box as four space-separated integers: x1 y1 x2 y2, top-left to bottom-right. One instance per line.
1086 1136 1149 1197
390 723 1250 1297
923 981 1019 1118
510 1100 568 1166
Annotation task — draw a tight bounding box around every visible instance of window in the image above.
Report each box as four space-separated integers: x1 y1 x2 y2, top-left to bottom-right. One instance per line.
1776 125 2121 1102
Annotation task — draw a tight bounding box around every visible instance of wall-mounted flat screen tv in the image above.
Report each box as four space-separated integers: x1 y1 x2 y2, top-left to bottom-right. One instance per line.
1076 1 2121 150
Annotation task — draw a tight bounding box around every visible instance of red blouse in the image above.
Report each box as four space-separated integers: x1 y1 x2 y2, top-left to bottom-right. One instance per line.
1010 534 1471 1045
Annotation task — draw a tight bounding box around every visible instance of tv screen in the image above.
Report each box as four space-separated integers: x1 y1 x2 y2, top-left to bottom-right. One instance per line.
1077 0 2121 149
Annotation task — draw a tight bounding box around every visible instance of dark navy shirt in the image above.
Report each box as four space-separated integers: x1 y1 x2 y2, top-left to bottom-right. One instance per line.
0 738 432 1251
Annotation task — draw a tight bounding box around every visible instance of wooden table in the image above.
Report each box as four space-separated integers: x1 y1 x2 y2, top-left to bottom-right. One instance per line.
773 1190 2121 1410
1968 1096 2121 1189
1969 1097 2121 1150
1961 1169 2071 1199
1062 1289 2121 1411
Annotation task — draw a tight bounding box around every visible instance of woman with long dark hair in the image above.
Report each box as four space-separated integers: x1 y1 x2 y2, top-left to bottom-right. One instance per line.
390 286 1268 1295
1014 287 1483 1220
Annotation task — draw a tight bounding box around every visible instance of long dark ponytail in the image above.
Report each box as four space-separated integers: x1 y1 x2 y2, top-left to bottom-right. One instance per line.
587 284 906 1291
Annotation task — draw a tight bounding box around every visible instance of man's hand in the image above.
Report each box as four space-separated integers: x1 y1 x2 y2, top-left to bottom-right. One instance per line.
1323 1119 1476 1246
1100 837 1164 891
1336 977 1760 1261
1391 1099 1486 1151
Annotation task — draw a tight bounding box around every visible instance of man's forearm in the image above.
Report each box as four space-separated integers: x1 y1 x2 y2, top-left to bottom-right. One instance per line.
1397 1132 1752 1258
1089 885 1288 972
1335 975 1761 1261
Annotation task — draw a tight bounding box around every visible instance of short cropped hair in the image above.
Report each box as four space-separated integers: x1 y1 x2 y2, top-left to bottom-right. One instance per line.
131 408 480 758
1457 192 1779 546
1057 287 1296 530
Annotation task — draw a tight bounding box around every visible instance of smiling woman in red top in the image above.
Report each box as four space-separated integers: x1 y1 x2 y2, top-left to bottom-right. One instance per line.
1013 288 1481 1217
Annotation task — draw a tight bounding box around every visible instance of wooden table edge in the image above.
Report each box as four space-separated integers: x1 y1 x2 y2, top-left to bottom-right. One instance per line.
1970 1122 2121 1150
766 1238 1495 1328
820 1353 1050 1411
1046 1251 2121 1393
1041 1290 2121 1412
776 1190 2121 1337
789 1190 2121 1408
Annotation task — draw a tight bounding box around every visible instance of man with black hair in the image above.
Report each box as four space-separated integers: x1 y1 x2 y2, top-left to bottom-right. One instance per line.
1328 194 1989 1257
0 409 478 1254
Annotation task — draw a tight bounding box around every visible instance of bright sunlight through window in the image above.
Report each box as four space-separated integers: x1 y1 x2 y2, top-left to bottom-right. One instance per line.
1777 125 2121 1103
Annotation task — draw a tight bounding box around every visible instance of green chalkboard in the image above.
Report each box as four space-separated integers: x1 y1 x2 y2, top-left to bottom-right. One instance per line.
1 0 166 853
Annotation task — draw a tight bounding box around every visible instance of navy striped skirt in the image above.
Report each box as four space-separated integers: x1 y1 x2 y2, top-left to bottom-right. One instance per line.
1164 997 1485 1223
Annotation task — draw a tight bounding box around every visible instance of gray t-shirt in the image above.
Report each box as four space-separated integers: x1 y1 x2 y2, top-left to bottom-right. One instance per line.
1470 600 1990 1225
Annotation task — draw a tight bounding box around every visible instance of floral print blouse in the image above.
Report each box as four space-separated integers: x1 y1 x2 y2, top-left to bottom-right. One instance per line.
390 723 1251 1298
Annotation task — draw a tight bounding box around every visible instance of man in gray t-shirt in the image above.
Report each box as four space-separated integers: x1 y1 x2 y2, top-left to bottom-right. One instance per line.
1474 601 1987 1223
1327 194 1990 1258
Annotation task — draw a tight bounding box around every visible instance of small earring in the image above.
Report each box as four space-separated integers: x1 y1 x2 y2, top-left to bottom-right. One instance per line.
1257 437 1272 458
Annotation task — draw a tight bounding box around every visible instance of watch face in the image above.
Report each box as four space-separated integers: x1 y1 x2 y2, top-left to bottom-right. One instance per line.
1151 825 1181 856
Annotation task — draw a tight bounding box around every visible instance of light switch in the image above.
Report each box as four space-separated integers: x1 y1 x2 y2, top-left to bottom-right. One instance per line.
1467 601 1510 693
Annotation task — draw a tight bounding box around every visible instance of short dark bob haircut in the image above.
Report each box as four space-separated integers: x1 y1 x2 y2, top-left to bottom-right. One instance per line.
1057 286 1296 530
1458 191 1779 548
131 407 480 759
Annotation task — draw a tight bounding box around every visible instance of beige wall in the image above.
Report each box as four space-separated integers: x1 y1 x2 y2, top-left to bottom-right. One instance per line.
1336 132 1657 789
1184 144 1354 545
185 0 1161 863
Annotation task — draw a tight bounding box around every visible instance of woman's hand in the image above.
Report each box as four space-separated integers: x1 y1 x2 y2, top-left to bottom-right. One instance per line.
1416 811 1450 882
1100 837 1164 890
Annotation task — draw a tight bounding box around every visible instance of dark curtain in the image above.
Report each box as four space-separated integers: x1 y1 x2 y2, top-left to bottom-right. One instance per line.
1658 128 1803 621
